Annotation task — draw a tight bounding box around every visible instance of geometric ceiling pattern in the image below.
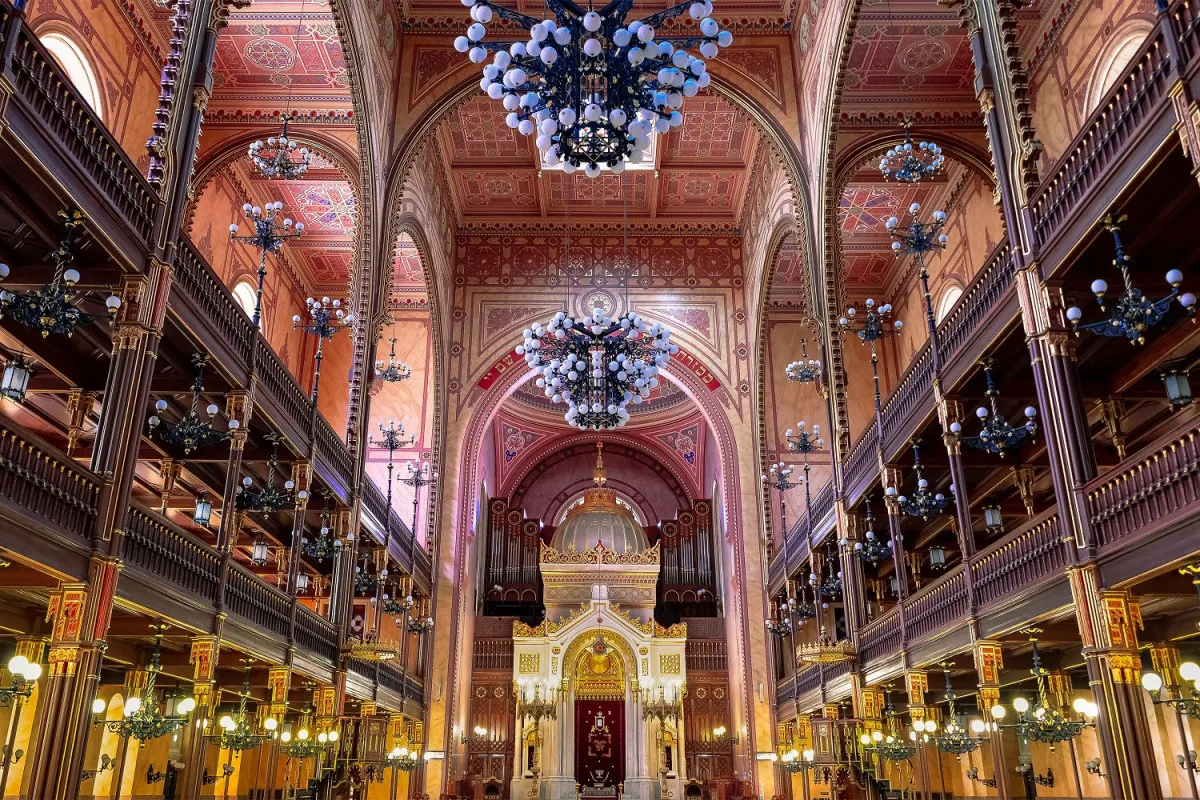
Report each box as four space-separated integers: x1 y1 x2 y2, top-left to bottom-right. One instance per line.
436 94 761 225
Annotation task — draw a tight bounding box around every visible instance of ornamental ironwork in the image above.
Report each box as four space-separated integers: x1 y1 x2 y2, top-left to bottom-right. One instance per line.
952 359 1037 457
236 434 301 513
247 114 313 180
148 354 239 454
889 441 952 520
229 202 304 329
375 335 413 383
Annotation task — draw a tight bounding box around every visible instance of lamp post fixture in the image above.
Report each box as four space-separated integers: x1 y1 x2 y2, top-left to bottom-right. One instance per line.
950 359 1037 458
293 297 355 405
990 633 1095 748
375 336 413 383
761 462 800 541
0 210 123 338
839 299 902 414
887 441 952 520
399 459 437 544
229 201 305 330
785 339 822 387
0 654 42 798
370 419 415 510
885 203 947 349
148 354 240 454
1067 212 1196 344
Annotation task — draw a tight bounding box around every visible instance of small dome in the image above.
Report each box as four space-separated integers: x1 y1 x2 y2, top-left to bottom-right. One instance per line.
551 443 648 554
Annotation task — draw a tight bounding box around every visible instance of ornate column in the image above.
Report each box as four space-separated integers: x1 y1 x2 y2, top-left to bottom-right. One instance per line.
1069 572 1162 800
972 639 1011 800
943 0 1041 258
836 501 869 641
881 467 910 644
216 392 253 551
285 461 313 594
25 573 118 800
177 635 220 799
64 389 97 458
905 671 933 800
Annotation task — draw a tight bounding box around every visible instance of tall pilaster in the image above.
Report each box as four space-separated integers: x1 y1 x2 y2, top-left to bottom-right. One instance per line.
972 639 1011 800
881 467 910 650
178 635 220 800
1069 571 1162 800
216 392 253 551
906 671 933 800
285 461 313 595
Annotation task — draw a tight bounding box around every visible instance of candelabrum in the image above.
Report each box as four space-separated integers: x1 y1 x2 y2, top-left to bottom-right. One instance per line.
94 626 196 745
302 500 340 561
248 113 312 180
846 499 892 566
407 595 435 634
399 460 437 544
0 210 122 338
387 746 421 772
208 667 272 753
949 359 1037 457
293 296 355 404
516 679 560 722
375 335 413 383
887 441 952 520
811 542 842 603
872 701 916 763
777 748 815 774
765 597 793 637
370 419 415 510
1067 213 1196 344
237 434 306 513
639 678 685 722
148 354 240 454
840 299 902 413
886 203 947 345
878 118 945 184
786 339 822 387
229 201 305 329
933 666 979 756
990 633 1095 747
280 725 338 758
762 462 800 540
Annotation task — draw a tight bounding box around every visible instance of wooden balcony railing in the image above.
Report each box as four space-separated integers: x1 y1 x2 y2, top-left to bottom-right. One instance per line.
858 609 902 665
0 417 99 541
880 343 934 451
843 425 879 501
775 675 796 704
903 567 968 642
225 562 293 639
378 659 426 703
124 505 221 601
295 604 340 663
1086 419 1200 549
3 8 157 245
363 479 389 531
972 510 1065 609
935 242 1015 365
1179 0 1200 62
796 665 823 696
473 638 514 671
174 240 256 368
1028 23 1172 249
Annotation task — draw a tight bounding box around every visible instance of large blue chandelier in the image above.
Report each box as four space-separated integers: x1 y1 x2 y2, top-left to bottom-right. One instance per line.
1067 213 1196 344
951 359 1036 457
455 0 733 173
518 308 677 430
888 441 952 520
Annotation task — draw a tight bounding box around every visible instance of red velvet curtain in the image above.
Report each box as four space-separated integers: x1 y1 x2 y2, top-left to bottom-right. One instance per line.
574 700 625 788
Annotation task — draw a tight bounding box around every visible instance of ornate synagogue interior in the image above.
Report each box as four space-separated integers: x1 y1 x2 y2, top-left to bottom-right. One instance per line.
0 0 1197 798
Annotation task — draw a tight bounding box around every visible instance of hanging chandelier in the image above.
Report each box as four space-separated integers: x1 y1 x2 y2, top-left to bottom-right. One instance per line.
455 0 733 173
347 632 399 662
874 693 917 762
879 118 945 184
210 668 271 752
992 632 1095 747
887 441 952 520
407 595 435 634
0 210 122 338
280 723 332 759
1067 212 1196 344
849 499 892 566
785 339 821 385
375 336 412 383
248 114 312 180
94 626 196 745
302 499 340 561
811 542 842 602
950 359 1036 457
795 628 854 665
237 433 305 513
518 308 676 430
933 667 979 757
387 746 421 772
148 354 239 454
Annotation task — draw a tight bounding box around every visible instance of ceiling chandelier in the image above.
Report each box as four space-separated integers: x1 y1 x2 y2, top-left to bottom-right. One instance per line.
148 354 239 454
375 335 412 383
849 499 892 566
1067 212 1196 344
94 626 196 745
992 632 1094 747
785 339 821 386
455 0 733 173
796 628 855 666
248 114 312 180
0 210 122 338
887 441 952 520
811 542 842 602
237 433 305 513
280 721 334 759
518 308 676 430
387 746 422 772
301 500 340 561
950 358 1036 457
879 118 945 184
874 694 916 763
933 667 979 756
211 667 272 752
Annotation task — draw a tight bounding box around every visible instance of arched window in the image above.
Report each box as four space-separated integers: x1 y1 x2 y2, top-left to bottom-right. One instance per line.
232 280 258 319
1085 21 1155 114
39 32 103 118
936 284 963 323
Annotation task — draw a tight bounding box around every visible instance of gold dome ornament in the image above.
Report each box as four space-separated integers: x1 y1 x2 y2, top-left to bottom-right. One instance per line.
551 443 650 555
